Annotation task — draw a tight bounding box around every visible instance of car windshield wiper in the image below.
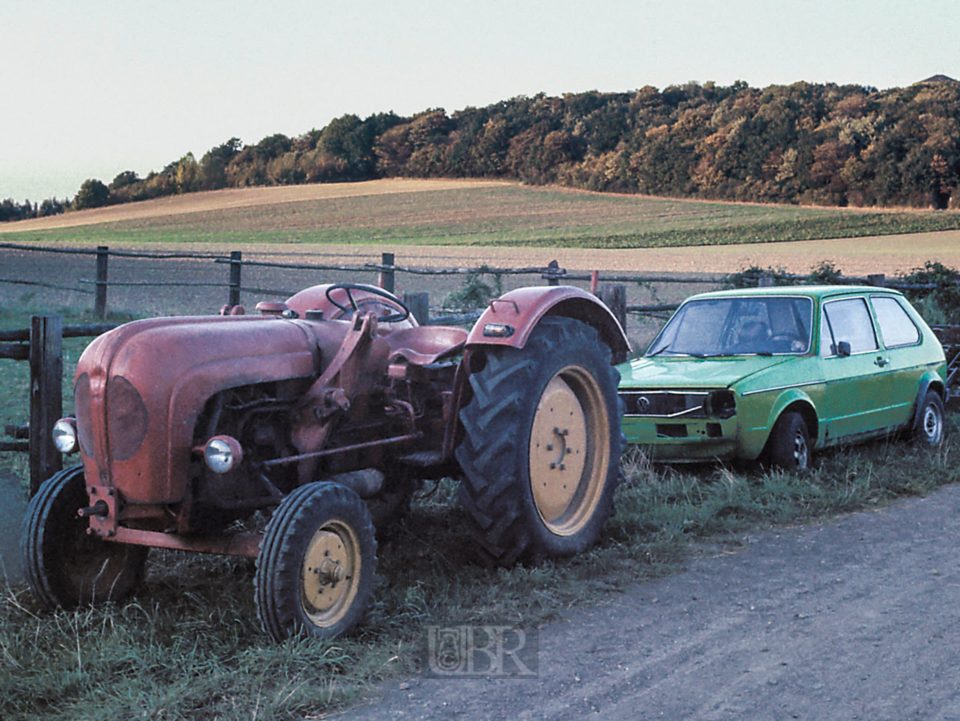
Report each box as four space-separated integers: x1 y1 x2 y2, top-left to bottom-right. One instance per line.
647 346 725 359
646 344 672 357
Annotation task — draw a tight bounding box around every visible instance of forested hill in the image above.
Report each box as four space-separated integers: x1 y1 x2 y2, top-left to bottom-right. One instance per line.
7 79 960 221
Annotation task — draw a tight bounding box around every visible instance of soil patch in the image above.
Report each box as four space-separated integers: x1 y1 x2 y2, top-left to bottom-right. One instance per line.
337 484 960 720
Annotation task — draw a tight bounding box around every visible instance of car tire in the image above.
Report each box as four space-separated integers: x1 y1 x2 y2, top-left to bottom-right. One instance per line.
456 317 622 566
255 482 377 642
913 390 945 448
766 411 811 471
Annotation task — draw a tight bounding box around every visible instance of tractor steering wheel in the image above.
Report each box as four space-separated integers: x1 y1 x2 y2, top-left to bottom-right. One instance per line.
324 283 411 323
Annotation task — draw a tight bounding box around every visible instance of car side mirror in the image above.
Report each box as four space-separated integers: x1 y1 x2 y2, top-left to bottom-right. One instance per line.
836 341 851 357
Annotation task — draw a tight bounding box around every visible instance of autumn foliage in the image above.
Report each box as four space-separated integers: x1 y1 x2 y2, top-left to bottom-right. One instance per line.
6 79 960 221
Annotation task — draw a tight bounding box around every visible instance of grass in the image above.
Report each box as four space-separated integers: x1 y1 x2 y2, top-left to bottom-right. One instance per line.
4 184 960 248
3 421 960 719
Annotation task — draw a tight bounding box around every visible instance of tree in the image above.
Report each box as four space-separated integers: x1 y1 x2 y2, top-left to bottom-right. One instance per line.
174 153 200 193
200 138 242 190
73 179 110 210
110 170 140 190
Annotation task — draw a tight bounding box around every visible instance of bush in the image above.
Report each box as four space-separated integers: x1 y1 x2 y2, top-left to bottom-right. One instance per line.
443 268 503 311
898 261 960 324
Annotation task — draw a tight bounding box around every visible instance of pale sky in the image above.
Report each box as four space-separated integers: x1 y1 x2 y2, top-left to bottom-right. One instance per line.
2 0 958 202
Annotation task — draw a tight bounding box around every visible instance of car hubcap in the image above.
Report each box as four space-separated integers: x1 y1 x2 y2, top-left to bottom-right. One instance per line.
794 430 809 469
923 406 942 444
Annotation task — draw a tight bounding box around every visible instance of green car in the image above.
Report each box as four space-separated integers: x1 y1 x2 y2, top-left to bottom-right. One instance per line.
618 286 947 469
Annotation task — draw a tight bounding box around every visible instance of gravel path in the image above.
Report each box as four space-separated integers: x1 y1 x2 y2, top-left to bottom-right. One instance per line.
336 484 960 720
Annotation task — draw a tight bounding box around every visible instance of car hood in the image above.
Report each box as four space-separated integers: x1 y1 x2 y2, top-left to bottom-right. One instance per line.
618 355 795 390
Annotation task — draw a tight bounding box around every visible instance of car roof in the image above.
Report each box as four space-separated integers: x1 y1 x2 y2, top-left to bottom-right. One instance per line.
683 285 905 302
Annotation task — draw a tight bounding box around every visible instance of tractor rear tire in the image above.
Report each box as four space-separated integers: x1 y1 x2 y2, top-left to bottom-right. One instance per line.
456 317 622 566
21 465 148 610
255 482 377 642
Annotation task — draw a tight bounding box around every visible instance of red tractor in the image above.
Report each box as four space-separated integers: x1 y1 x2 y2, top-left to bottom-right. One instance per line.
22 283 628 641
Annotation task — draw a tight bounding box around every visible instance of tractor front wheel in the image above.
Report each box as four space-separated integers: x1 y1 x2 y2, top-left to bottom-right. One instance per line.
21 465 148 610
255 482 377 642
456 317 622 565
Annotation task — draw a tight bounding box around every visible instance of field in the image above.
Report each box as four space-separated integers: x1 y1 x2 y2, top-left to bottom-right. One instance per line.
5 179 960 277
3 179 960 720
4 178 960 357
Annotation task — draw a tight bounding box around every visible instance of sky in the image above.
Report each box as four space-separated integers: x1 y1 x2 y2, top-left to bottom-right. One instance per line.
2 0 959 202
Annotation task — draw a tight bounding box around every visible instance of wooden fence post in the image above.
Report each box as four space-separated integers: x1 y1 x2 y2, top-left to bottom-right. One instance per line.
599 284 627 332
94 246 109 319
29 315 62 495
545 260 560 286
404 292 430 325
379 252 395 293
228 251 243 307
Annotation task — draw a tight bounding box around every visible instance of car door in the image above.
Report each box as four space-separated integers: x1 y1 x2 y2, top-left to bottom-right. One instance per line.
818 296 891 441
868 294 924 427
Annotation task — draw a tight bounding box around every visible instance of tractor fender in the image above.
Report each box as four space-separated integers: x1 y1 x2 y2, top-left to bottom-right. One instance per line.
465 285 630 363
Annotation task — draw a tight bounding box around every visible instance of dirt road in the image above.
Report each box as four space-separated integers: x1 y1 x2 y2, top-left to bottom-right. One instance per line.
337 484 960 720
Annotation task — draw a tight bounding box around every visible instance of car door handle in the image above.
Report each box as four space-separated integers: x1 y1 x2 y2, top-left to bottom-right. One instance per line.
875 357 890 367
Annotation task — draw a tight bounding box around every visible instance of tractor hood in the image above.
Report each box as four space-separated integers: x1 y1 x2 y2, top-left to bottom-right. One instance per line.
618 355 794 390
75 315 321 504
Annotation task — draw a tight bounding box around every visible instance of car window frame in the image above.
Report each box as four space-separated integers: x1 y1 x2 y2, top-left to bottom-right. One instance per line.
645 294 814 358
819 295 880 358
869 294 922 350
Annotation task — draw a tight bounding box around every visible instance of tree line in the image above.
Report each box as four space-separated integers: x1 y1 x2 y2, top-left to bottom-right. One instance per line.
5 78 960 221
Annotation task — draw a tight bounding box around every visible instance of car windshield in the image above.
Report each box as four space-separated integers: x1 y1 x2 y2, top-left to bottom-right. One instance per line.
646 296 814 357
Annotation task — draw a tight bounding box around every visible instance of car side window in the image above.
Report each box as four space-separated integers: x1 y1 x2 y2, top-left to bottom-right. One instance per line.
821 298 878 356
871 296 921 348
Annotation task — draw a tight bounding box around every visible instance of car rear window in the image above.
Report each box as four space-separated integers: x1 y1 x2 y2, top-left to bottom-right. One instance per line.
871 296 921 348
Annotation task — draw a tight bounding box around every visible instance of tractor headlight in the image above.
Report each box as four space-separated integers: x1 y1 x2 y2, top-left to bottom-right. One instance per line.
203 435 243 474
52 418 79 454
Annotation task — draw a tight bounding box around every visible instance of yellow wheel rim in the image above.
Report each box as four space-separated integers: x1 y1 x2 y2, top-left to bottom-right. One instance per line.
529 366 611 536
301 520 361 627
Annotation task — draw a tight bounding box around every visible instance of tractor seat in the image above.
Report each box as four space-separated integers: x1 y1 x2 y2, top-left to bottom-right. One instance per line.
386 326 468 366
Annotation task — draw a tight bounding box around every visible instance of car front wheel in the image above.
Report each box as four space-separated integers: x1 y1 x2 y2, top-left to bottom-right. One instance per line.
766 411 811 471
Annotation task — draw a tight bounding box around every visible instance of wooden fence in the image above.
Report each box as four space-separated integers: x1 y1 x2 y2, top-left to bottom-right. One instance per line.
0 241 939 329
0 318 117 494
